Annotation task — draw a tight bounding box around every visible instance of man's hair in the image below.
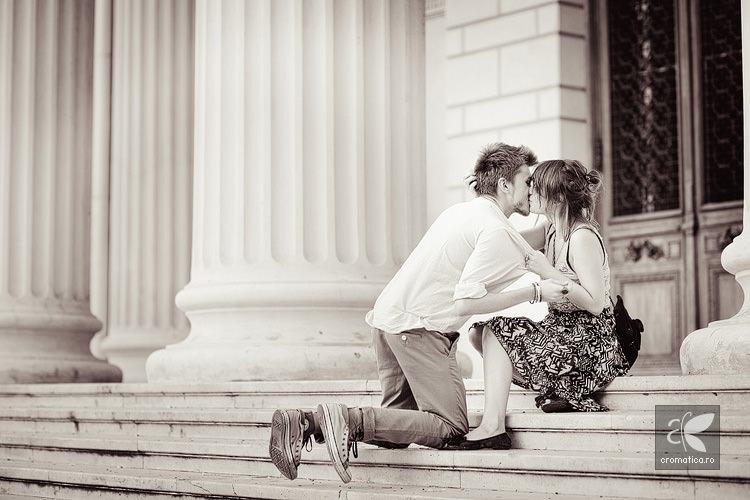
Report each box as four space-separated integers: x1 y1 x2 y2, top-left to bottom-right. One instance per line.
473 143 537 196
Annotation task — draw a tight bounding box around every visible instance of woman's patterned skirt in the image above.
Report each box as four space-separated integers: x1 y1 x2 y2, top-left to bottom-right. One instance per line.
472 307 630 411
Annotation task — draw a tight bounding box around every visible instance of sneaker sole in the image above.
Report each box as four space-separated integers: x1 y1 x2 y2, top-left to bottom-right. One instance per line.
269 410 297 480
318 403 352 483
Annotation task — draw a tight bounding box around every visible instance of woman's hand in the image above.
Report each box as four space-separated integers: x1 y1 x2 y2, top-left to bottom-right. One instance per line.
525 251 556 278
539 279 570 302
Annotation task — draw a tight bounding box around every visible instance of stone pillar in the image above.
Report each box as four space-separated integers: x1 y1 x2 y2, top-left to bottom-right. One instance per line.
92 0 194 382
0 0 121 383
89 0 114 367
680 0 750 374
147 0 426 382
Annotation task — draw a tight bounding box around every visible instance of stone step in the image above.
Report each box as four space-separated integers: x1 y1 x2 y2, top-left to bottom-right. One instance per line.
0 438 750 499
1 431 748 499
0 460 661 500
2 377 749 499
1 375 749 411
1 408 748 456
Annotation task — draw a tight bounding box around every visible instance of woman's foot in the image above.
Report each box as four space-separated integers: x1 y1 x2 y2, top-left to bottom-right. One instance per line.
464 424 506 441
444 432 511 450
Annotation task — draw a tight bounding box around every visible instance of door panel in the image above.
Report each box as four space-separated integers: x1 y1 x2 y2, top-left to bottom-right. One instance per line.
606 216 686 373
623 280 677 354
592 0 743 375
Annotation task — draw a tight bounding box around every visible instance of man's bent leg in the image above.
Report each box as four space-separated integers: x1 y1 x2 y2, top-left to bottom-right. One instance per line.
372 328 419 411
362 329 469 447
369 328 417 448
361 406 458 448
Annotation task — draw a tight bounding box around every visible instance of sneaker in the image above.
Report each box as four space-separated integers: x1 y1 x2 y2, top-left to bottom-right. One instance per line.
269 409 307 480
317 403 357 483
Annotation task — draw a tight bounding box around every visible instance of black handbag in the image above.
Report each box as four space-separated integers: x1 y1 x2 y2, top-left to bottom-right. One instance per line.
612 295 643 368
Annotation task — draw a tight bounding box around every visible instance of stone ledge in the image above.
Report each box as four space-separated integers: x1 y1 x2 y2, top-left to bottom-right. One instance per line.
1 374 748 396
0 460 657 500
1 452 748 500
2 434 748 481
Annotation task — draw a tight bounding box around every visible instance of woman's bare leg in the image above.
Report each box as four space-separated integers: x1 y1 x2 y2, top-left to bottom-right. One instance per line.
468 326 483 356
464 326 511 440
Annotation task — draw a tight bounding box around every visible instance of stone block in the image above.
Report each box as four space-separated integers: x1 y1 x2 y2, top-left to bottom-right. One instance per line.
537 3 586 36
445 27 463 56
501 0 556 14
446 50 499 105
446 0 499 28
445 131 501 183
561 119 591 165
464 10 536 52
445 107 464 136
500 119 561 158
498 118 589 165
560 87 588 120
538 88 561 118
500 36 559 94
561 35 587 87
464 93 538 132
539 88 588 120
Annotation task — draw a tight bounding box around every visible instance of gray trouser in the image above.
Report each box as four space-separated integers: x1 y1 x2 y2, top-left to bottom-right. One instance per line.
361 328 469 448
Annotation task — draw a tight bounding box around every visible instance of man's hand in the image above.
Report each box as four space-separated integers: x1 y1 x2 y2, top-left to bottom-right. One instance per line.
464 172 478 196
539 279 570 302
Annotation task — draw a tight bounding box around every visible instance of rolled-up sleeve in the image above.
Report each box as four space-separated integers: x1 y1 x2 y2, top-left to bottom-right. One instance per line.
454 227 526 300
453 282 487 300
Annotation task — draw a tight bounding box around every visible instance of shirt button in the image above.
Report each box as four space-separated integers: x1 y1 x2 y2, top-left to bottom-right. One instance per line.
401 335 407 341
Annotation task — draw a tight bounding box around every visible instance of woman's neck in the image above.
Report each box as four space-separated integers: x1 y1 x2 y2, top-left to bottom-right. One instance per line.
549 210 581 242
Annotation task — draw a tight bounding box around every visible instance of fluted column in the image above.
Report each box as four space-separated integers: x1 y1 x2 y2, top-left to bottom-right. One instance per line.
91 0 194 382
147 0 426 382
681 0 750 374
0 0 121 383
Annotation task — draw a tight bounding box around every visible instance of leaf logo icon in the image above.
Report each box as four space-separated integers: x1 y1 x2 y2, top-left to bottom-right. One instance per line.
666 412 714 453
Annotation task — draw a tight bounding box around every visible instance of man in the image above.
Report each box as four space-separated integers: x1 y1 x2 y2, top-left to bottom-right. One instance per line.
269 142 565 483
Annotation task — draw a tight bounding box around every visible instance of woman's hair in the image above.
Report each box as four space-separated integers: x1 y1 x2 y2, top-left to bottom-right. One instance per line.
530 159 603 241
473 143 537 196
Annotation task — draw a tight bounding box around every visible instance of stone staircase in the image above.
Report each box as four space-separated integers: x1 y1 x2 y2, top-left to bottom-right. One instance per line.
0 376 749 499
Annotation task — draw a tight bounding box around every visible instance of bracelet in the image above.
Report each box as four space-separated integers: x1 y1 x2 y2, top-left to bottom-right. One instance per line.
529 282 541 304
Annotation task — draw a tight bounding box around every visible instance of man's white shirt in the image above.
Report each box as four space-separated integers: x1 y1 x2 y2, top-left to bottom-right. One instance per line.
365 197 534 334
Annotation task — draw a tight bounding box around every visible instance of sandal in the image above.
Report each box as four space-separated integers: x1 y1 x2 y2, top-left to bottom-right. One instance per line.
539 396 573 413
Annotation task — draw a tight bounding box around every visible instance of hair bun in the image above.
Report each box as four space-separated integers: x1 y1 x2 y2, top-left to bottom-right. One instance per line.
584 171 601 185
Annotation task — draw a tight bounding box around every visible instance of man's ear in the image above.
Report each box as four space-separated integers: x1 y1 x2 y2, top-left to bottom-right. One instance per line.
497 177 510 193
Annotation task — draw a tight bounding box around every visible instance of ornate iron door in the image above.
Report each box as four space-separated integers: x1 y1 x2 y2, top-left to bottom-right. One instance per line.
592 0 743 374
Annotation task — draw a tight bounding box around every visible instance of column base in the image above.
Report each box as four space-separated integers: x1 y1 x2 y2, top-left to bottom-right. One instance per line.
681 235 750 375
0 358 122 384
680 321 750 375
94 327 189 382
146 341 378 382
0 305 123 384
146 281 383 382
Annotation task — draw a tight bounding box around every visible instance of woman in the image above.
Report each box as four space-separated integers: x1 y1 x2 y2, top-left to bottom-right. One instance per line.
449 159 629 451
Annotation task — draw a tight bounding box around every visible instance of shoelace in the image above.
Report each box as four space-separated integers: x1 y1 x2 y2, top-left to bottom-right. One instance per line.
348 425 363 459
303 435 312 453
